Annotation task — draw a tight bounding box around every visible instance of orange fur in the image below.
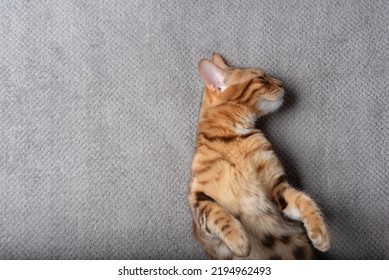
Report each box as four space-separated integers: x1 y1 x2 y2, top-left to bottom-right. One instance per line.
188 54 330 259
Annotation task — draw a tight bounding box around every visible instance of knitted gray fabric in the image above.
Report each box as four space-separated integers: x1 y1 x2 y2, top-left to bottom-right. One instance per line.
0 0 388 259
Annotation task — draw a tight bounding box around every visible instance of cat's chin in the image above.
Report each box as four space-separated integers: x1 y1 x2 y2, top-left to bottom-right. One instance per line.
256 89 284 115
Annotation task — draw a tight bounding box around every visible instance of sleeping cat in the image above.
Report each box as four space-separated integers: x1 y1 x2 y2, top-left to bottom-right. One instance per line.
188 53 330 259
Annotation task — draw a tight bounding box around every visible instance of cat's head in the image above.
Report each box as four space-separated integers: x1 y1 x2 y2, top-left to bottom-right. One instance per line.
198 53 284 116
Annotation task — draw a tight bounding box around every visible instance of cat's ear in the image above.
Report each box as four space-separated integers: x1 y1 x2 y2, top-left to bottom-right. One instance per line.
198 59 229 92
211 53 229 70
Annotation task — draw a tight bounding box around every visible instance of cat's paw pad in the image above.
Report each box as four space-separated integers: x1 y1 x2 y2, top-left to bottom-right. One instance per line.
308 228 330 252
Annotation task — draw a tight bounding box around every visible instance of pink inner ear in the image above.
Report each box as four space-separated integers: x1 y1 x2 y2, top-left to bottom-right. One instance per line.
198 59 228 91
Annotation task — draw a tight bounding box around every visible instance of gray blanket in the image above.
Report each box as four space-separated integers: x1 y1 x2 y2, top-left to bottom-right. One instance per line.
0 0 388 259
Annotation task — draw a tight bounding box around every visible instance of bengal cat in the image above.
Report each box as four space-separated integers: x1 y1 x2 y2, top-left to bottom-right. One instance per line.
188 53 330 259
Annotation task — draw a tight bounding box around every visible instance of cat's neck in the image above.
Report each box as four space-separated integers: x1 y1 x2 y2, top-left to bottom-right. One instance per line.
197 102 257 139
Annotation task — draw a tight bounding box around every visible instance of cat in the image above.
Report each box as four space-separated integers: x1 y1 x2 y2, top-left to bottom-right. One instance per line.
188 53 330 259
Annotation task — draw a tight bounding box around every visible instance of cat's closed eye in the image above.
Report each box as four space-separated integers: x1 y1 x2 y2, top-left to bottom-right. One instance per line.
256 76 268 83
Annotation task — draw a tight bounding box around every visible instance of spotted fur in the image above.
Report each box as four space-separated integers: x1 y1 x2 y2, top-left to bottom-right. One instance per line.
188 54 330 259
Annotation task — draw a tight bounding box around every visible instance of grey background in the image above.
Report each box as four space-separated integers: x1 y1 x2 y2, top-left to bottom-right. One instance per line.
0 0 388 259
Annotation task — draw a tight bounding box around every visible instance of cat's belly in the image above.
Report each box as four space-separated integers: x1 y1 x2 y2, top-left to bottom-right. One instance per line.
239 213 310 260
209 181 274 219
235 189 311 259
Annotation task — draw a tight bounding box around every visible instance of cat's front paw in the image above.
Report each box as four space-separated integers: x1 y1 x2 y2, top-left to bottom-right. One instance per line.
308 224 330 252
224 230 251 257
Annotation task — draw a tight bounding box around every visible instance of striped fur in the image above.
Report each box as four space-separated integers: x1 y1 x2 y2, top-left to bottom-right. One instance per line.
188 54 330 259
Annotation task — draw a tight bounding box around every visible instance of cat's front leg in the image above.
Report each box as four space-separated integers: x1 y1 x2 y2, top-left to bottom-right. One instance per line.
189 191 251 258
272 183 330 252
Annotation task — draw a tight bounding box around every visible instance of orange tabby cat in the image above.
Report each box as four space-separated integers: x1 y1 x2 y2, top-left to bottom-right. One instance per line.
188 54 330 259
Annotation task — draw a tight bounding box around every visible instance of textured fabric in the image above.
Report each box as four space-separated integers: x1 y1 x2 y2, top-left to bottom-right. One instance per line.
0 0 388 259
